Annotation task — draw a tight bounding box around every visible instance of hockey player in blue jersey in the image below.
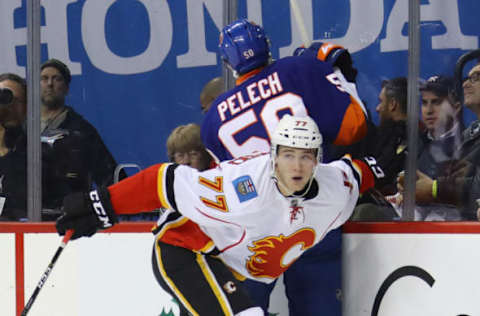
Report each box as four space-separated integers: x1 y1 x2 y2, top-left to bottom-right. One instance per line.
201 20 368 315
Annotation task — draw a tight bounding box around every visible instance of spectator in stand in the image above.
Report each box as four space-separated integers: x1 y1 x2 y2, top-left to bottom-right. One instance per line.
167 123 212 171
200 76 224 114
419 75 463 164
409 75 464 220
350 77 410 221
40 58 125 217
371 77 409 196
399 63 480 220
0 73 27 221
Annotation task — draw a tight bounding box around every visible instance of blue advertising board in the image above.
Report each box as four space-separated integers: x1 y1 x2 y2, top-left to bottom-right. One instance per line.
1 0 479 169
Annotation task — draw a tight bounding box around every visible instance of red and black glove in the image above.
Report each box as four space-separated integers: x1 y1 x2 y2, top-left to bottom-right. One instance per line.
356 147 405 194
56 187 118 240
343 148 404 196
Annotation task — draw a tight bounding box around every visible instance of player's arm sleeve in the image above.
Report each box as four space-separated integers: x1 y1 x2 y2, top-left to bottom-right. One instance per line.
304 60 367 146
324 161 361 229
333 99 367 145
337 155 376 194
332 69 368 145
108 160 238 227
107 163 179 214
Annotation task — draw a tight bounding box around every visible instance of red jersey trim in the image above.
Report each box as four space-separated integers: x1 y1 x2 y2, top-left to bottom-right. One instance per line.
352 159 375 194
157 216 214 252
109 164 166 214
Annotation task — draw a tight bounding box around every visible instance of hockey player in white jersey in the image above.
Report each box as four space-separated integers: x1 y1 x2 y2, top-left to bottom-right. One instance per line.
56 114 389 316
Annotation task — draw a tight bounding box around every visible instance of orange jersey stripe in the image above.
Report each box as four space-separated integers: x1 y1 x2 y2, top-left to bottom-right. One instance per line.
235 67 264 85
157 164 172 209
316 43 344 61
333 96 367 145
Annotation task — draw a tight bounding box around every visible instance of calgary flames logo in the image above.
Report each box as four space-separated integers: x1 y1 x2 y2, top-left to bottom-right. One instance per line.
246 228 316 279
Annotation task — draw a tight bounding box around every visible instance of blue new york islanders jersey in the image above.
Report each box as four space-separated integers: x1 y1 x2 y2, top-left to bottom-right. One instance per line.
201 55 367 162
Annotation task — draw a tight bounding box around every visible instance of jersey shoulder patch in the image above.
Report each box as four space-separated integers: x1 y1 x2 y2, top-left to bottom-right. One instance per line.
232 175 258 202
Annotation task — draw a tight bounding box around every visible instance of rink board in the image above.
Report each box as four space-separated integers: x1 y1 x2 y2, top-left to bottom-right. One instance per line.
343 222 480 315
0 223 285 316
2 222 480 315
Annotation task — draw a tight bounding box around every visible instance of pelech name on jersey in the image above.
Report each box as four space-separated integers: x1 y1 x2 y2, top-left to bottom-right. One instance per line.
217 72 283 122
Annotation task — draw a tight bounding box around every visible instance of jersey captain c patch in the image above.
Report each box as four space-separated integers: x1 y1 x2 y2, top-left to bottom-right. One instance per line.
233 175 257 202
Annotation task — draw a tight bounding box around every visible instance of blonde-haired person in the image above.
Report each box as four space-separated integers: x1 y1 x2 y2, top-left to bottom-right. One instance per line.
167 123 212 171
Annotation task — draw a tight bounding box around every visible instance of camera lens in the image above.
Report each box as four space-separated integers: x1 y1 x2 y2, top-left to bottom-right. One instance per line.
0 88 13 105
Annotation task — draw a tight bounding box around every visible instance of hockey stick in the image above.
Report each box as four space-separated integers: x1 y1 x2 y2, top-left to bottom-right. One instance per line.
21 229 74 316
290 0 311 48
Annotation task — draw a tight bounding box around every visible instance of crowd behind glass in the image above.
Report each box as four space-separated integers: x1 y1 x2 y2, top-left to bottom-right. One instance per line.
1 52 479 223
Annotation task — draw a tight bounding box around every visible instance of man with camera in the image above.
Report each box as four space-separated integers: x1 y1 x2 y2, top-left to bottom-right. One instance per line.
0 73 27 220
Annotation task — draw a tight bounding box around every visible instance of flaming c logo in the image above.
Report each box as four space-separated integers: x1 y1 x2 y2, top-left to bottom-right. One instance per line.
246 228 316 279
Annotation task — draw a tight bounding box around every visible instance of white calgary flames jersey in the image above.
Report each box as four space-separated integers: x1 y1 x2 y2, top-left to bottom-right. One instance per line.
153 152 360 283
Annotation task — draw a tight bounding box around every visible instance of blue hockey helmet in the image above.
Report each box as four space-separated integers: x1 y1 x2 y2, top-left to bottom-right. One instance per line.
219 19 270 75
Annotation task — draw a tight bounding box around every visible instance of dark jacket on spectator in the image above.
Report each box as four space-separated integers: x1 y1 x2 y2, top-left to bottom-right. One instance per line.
436 120 480 219
0 126 26 220
42 106 124 210
417 123 463 179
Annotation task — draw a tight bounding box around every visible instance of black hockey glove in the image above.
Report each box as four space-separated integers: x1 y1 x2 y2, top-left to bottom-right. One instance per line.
56 187 118 240
293 41 358 83
360 144 406 195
